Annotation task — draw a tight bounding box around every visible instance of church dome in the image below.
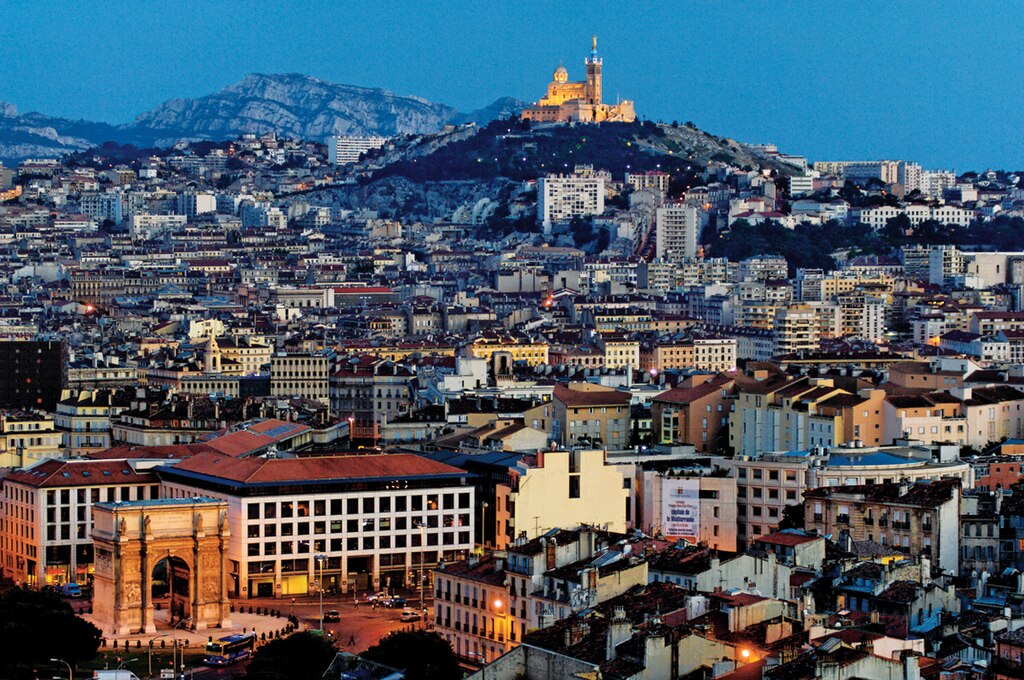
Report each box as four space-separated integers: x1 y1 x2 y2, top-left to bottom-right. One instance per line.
553 65 568 83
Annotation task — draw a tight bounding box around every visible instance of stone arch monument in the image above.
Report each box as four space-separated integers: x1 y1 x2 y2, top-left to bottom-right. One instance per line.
91 498 233 635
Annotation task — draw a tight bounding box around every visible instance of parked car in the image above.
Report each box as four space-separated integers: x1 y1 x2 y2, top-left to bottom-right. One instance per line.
60 582 83 598
400 607 421 622
323 609 341 623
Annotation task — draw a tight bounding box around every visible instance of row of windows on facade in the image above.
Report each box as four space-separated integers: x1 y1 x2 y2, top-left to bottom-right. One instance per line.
245 493 472 520
736 469 801 482
246 513 470 538
738 487 798 501
245 531 471 557
738 503 783 519
246 548 457 575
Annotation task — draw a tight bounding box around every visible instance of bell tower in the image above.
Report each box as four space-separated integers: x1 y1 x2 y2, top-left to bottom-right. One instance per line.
585 34 602 105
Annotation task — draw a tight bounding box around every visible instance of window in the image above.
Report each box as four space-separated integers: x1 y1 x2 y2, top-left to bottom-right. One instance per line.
569 476 581 499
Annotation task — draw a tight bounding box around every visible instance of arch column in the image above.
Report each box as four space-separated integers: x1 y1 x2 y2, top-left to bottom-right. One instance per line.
141 529 155 633
192 528 205 631
218 536 232 628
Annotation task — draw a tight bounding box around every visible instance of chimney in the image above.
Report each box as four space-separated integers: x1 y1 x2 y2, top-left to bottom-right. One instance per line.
606 607 632 661
546 537 558 570
902 652 921 680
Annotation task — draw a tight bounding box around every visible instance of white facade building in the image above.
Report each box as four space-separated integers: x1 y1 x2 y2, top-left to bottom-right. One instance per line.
655 204 700 260
538 174 606 233
157 452 474 598
327 136 389 165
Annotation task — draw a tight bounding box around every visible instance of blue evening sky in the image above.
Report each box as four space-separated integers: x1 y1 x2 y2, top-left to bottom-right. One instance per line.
1 1 1020 171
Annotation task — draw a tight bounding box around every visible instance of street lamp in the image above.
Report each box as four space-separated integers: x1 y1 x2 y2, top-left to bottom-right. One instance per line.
417 519 426 628
149 634 175 678
479 501 489 552
315 553 328 631
50 658 72 680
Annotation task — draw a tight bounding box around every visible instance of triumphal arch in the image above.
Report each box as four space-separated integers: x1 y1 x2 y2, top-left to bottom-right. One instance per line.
91 498 233 635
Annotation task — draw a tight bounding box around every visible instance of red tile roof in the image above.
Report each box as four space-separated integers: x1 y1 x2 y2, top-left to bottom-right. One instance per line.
754 530 821 547
202 419 311 457
554 383 631 407
167 452 465 485
6 459 155 488
86 443 217 460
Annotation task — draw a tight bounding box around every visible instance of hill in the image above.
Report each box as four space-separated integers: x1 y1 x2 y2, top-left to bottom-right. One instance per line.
296 117 794 222
0 74 527 162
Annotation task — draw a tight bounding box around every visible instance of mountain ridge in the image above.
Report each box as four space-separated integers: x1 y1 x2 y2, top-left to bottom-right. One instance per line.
0 73 527 162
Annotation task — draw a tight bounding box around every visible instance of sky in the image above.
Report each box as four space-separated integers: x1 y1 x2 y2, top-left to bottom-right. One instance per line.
1 1 1021 171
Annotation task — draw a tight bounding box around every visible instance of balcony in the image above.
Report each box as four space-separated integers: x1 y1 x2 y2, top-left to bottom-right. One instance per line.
922 524 933 533
454 621 461 631
813 513 823 522
893 520 910 530
878 518 888 528
471 626 478 635
836 515 850 525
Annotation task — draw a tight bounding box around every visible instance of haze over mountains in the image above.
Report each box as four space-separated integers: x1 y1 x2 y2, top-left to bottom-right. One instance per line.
0 73 526 162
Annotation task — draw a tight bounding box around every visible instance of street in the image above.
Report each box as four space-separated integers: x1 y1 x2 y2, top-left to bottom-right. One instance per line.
249 589 434 653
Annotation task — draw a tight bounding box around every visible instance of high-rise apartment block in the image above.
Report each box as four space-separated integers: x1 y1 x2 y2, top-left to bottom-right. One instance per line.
327 135 389 165
538 173 605 233
655 204 700 260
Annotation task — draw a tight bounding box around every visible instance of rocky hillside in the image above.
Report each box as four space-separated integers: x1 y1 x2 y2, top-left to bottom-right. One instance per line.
295 118 796 223
0 74 527 162
0 102 135 162
128 73 526 147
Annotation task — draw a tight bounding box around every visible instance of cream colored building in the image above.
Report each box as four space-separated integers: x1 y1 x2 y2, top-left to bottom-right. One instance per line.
772 304 819 355
503 449 629 542
466 337 549 368
0 411 63 469
270 351 330 406
599 336 640 370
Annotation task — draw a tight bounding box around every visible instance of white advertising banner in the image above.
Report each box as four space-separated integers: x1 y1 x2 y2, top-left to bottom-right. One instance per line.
662 478 700 540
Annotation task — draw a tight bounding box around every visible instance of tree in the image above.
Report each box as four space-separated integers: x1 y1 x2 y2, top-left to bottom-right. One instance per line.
880 213 911 244
0 587 102 680
778 501 806 531
362 631 461 680
245 631 337 680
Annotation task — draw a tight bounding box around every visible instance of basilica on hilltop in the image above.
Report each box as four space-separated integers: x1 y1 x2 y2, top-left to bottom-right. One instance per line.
521 36 637 124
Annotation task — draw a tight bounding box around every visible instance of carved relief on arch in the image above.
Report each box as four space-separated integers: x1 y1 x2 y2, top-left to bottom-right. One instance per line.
200 550 220 572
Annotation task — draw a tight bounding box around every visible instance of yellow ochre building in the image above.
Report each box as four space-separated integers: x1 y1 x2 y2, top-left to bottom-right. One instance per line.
521 36 636 124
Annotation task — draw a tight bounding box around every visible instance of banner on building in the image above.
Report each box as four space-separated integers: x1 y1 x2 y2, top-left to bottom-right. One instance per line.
662 478 700 541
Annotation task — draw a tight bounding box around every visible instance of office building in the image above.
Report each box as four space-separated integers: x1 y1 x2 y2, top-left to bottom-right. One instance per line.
157 452 474 598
